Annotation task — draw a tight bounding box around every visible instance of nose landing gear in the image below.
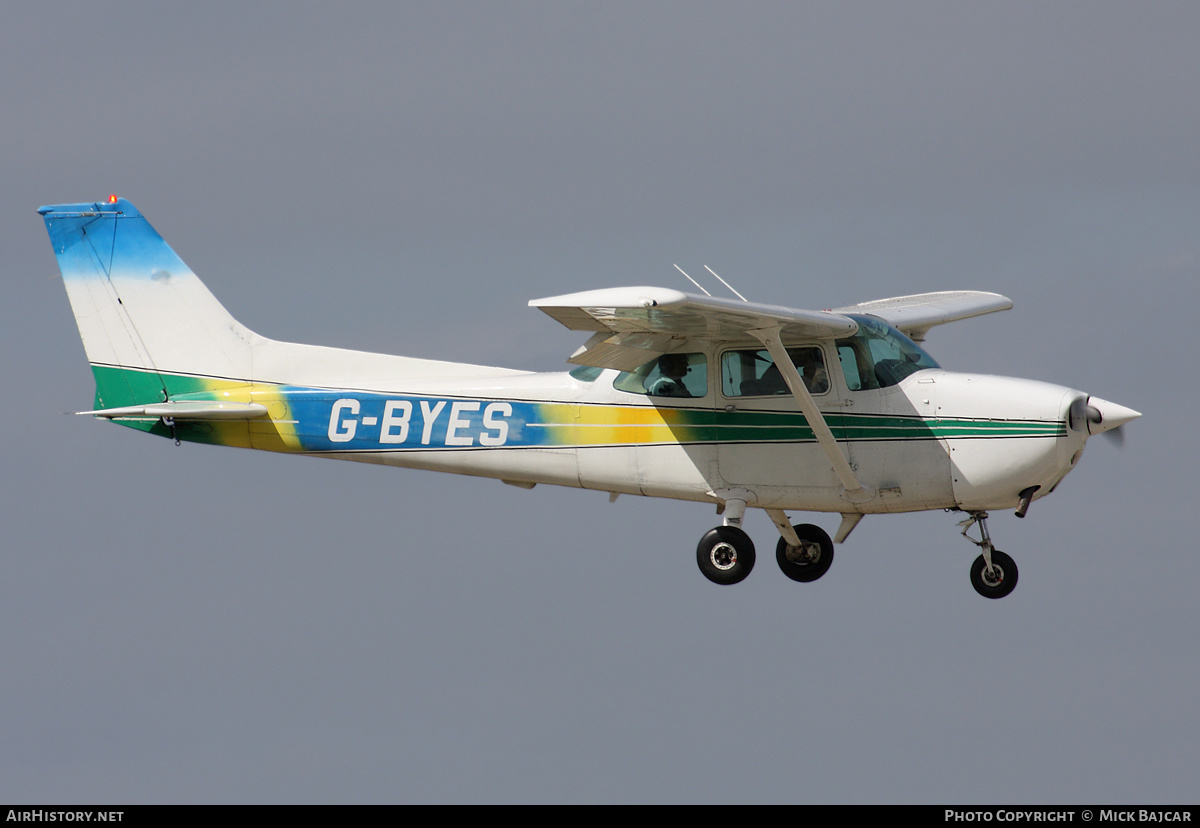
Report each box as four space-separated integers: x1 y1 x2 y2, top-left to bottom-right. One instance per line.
959 512 1019 599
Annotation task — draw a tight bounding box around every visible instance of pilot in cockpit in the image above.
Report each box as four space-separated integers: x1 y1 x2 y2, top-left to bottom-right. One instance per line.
650 353 694 397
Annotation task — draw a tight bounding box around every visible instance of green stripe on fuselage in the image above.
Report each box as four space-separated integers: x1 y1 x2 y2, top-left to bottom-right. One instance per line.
91 364 223 409
88 365 258 442
83 365 1066 447
90 364 213 436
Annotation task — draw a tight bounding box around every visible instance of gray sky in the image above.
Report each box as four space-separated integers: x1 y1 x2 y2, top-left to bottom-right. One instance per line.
2 2 1196 803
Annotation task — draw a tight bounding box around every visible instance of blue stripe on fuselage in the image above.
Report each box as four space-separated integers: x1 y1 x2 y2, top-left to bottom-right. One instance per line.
285 390 543 451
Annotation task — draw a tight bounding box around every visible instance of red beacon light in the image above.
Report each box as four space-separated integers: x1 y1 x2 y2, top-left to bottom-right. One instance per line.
107 194 118 204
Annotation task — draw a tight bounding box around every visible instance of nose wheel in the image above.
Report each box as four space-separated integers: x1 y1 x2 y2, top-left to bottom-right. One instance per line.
970 549 1018 598
959 512 1019 599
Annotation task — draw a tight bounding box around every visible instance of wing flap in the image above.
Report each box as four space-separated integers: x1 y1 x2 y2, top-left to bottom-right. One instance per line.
568 331 678 371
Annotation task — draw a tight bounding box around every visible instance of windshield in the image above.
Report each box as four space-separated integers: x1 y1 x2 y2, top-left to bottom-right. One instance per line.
568 364 604 382
836 315 940 390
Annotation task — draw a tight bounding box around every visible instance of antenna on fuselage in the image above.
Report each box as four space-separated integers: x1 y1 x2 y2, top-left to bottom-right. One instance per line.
674 264 712 296
704 266 748 302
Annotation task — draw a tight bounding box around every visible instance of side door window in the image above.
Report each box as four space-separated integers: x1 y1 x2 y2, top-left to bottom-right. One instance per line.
613 353 709 398
720 346 829 397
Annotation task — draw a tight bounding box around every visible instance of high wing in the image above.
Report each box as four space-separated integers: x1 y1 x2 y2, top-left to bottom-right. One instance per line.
530 286 858 371
531 285 1012 503
531 286 870 499
832 290 1012 342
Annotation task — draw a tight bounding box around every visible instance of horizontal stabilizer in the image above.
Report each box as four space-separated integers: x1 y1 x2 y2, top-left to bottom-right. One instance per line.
78 401 268 420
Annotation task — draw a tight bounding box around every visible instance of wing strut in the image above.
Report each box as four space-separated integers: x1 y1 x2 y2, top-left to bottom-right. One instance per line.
749 326 875 504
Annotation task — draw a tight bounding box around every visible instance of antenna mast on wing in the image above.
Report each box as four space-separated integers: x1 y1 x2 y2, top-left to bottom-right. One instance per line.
704 266 748 302
673 264 712 296
675 264 751 302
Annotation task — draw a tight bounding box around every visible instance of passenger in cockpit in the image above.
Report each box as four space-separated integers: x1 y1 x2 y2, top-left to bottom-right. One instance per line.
797 348 829 394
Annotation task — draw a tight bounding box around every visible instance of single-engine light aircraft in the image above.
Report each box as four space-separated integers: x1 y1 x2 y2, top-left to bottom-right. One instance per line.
41 197 1140 598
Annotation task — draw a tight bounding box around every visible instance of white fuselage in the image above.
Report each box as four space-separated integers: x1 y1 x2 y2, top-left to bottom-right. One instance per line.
308 356 1087 516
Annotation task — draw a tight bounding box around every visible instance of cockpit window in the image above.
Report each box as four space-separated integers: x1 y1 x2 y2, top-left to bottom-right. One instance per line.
836 314 939 391
720 346 829 397
613 353 708 398
568 364 604 383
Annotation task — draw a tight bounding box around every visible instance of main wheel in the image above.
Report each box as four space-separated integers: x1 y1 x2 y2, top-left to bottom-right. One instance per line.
970 550 1018 599
775 523 834 582
697 526 756 585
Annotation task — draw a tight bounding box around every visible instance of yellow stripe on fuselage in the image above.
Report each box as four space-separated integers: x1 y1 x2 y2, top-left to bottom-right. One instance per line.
531 403 696 446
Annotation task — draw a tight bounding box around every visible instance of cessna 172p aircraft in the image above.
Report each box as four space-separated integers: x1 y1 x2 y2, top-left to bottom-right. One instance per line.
41 197 1139 598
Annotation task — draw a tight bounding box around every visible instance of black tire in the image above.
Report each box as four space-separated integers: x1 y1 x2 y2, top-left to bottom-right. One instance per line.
970 550 1018 599
696 526 756 585
775 523 834 582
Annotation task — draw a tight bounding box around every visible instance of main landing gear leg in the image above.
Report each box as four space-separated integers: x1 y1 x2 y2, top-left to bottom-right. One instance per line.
696 498 756 585
958 511 1019 599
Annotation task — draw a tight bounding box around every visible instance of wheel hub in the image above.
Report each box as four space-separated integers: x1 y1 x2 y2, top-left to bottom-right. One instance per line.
981 564 1005 588
784 541 820 565
710 542 738 571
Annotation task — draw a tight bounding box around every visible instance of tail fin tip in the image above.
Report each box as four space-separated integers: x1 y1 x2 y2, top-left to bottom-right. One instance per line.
41 196 255 387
